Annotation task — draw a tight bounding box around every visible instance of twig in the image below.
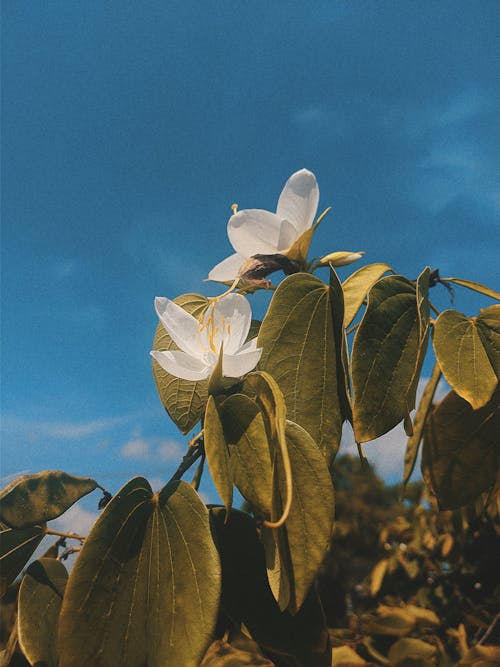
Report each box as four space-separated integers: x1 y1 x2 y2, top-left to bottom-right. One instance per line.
477 612 500 646
46 529 86 542
168 444 204 484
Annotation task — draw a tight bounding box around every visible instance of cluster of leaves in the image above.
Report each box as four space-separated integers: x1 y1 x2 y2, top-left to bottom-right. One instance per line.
1 175 499 665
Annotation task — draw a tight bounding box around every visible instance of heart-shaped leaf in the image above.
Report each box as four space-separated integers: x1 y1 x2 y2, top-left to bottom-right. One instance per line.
433 309 498 409
152 293 209 433
421 388 499 509
352 275 423 442
0 471 97 529
257 273 342 466
58 477 221 667
18 557 68 667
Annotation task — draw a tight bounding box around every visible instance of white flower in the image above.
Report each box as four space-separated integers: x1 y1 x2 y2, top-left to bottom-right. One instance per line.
208 168 319 282
150 293 262 381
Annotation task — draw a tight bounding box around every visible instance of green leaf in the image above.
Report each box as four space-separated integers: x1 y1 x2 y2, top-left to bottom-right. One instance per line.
365 605 416 637
152 293 209 434
342 262 393 328
262 420 335 614
440 276 500 301
388 637 436 667
210 507 330 667
352 275 423 442
0 471 97 529
330 266 353 424
422 388 500 509
0 524 46 596
58 477 221 667
220 393 272 517
204 395 233 514
476 304 500 379
331 646 368 666
433 309 497 409
18 557 68 667
403 362 442 488
257 272 343 466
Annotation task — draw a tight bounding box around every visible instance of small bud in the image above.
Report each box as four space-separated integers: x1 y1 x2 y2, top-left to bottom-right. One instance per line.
318 251 365 267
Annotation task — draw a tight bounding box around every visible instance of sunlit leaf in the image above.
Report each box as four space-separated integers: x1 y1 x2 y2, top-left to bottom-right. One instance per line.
440 276 500 301
403 362 442 488
0 471 97 529
58 477 221 667
370 558 389 596
388 637 436 667
433 309 497 409
0 524 46 596
204 395 233 514
210 507 330 666
352 275 422 442
422 388 500 509
365 605 416 637
257 272 342 466
152 293 209 433
342 262 393 328
219 393 272 517
405 605 440 628
476 304 500 379
331 645 368 666
18 557 68 667
262 420 335 614
457 645 500 666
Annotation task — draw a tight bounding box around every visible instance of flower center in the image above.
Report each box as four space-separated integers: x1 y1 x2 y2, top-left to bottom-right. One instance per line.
198 304 230 355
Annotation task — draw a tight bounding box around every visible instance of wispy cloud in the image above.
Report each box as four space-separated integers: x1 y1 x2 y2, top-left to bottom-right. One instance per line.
157 439 183 462
1 415 131 442
118 436 183 463
120 437 150 459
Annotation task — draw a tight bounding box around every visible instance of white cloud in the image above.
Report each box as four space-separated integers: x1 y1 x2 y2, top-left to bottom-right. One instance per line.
157 439 183 462
51 503 98 537
120 437 150 459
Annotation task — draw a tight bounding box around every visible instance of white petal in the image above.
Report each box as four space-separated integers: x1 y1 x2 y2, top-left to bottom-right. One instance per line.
207 253 246 282
222 346 263 378
228 209 283 256
150 350 210 381
277 219 299 252
213 293 252 354
237 337 259 352
276 168 319 235
154 297 203 359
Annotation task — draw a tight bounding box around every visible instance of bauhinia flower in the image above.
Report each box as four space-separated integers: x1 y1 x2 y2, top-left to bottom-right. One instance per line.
150 293 262 381
208 168 320 282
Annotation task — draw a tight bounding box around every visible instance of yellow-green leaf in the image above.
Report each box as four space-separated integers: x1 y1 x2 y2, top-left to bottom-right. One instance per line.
0 524 46 596
257 273 342 466
152 293 209 433
352 275 422 442
18 558 68 667
403 362 442 488
342 262 393 328
457 645 500 667
440 277 500 301
204 396 233 514
433 309 497 409
262 420 335 614
220 393 272 518
210 507 330 666
388 637 436 667
58 477 221 667
476 304 500 379
370 558 389 596
331 645 368 666
0 471 97 529
422 388 500 509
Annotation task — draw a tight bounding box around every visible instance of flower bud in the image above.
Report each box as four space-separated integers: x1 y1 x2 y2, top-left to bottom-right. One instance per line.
318 251 365 267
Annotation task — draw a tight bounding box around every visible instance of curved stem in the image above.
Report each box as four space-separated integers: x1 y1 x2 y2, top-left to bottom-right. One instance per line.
263 427 293 529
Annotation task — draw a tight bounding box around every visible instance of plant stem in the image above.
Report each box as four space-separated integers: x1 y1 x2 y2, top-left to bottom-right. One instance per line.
168 444 204 484
46 529 86 542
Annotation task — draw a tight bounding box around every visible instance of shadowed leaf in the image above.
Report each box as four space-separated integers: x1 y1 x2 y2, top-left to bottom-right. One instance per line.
422 388 500 509
257 273 342 466
0 471 97 529
0 524 46 596
58 477 221 667
433 309 497 409
342 263 393 328
352 275 423 442
204 395 233 514
210 507 330 667
330 266 353 424
152 293 209 433
18 557 68 667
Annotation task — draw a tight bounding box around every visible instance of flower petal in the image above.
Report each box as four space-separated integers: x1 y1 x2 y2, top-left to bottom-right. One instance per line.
207 253 246 282
150 350 210 381
276 168 319 235
213 293 252 354
222 346 263 378
228 209 283 256
277 219 299 252
154 297 203 359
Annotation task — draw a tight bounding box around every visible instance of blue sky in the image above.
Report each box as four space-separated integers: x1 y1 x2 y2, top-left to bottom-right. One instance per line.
2 1 499 519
